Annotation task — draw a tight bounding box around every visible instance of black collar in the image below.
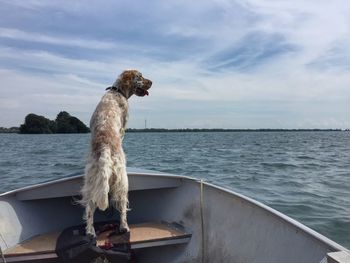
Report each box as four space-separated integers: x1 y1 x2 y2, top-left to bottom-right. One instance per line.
106 86 127 98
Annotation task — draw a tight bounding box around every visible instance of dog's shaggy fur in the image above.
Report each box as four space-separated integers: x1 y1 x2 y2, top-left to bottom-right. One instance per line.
81 70 152 236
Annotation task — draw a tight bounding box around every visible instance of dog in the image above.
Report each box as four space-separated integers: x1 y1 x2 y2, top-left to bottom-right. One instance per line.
80 69 152 237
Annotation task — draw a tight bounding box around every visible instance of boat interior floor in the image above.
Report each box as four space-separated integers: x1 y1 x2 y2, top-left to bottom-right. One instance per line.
4 221 191 262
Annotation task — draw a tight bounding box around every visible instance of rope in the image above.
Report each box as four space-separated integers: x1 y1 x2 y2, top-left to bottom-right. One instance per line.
0 246 6 263
0 234 7 250
0 233 8 263
200 179 205 263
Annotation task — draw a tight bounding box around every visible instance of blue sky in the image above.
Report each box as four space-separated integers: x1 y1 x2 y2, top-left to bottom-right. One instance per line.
0 0 350 129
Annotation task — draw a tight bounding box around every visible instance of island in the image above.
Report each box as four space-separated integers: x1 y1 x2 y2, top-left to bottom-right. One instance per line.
18 111 90 134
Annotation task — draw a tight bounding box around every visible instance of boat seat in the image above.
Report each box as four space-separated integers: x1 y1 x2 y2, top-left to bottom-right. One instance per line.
3 222 191 262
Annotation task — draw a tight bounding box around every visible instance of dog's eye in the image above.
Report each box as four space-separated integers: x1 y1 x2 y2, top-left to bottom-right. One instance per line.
136 80 143 86
135 75 143 83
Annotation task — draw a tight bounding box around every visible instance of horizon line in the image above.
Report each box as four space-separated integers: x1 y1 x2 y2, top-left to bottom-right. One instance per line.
2 127 349 134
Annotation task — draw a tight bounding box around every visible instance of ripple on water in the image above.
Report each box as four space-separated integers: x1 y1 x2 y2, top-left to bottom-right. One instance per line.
260 162 299 169
296 155 316 160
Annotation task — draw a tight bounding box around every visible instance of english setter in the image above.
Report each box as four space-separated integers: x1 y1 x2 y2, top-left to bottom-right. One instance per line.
81 70 152 236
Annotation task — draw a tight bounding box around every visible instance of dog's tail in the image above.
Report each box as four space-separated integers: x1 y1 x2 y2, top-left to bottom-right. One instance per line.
80 147 112 211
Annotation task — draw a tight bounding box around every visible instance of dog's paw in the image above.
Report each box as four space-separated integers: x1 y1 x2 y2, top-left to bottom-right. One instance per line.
119 224 130 234
87 233 96 240
86 227 96 238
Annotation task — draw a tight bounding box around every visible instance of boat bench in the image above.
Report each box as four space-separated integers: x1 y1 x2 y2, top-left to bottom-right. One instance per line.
4 222 191 262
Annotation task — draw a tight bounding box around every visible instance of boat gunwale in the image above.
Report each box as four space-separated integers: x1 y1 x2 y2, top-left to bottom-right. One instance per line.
0 170 186 197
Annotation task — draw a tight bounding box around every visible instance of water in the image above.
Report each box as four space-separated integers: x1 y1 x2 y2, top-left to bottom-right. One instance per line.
0 132 349 248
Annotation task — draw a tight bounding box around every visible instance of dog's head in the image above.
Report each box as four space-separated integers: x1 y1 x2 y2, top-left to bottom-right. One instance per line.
112 70 152 99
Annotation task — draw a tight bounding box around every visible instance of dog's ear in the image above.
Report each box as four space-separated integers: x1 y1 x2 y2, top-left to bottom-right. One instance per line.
121 71 135 86
106 86 112 90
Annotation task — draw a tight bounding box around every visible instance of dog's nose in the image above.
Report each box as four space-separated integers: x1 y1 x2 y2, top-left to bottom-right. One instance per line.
146 79 152 88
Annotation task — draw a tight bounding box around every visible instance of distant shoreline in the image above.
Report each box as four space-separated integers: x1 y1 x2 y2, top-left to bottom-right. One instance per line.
127 128 348 132
0 127 349 134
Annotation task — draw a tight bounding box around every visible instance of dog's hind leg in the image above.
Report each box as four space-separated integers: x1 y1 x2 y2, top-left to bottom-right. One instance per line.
111 166 130 233
81 152 110 237
84 200 97 237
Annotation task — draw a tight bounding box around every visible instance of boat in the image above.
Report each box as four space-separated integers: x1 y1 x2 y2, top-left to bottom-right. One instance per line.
0 169 349 262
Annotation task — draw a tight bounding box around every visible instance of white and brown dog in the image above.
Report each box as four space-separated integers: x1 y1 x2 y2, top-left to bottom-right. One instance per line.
81 70 152 236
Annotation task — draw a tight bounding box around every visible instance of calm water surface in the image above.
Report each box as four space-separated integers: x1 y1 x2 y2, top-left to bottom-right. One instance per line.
0 132 349 248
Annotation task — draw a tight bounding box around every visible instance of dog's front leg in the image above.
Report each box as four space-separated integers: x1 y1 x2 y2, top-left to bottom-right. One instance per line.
119 167 129 233
119 190 130 234
118 167 130 233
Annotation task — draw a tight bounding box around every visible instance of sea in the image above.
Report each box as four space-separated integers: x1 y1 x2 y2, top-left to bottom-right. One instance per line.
0 131 349 248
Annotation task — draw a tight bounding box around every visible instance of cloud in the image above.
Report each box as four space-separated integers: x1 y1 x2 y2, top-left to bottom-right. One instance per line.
0 46 116 80
204 31 298 72
307 38 350 71
0 28 117 50
0 68 102 124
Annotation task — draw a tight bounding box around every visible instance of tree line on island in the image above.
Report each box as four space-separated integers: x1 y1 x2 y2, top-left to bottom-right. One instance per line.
19 111 90 134
127 128 345 132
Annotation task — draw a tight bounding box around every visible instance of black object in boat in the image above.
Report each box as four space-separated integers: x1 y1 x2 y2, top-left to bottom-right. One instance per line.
55 222 130 263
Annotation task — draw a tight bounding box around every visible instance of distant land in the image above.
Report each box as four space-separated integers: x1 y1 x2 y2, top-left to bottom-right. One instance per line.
127 128 348 132
0 127 20 133
0 111 90 134
1 127 349 133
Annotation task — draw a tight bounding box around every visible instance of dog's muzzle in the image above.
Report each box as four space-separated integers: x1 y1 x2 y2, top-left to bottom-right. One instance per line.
135 79 152 97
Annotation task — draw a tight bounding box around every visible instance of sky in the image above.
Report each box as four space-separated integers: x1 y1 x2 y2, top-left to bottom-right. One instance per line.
0 0 350 129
